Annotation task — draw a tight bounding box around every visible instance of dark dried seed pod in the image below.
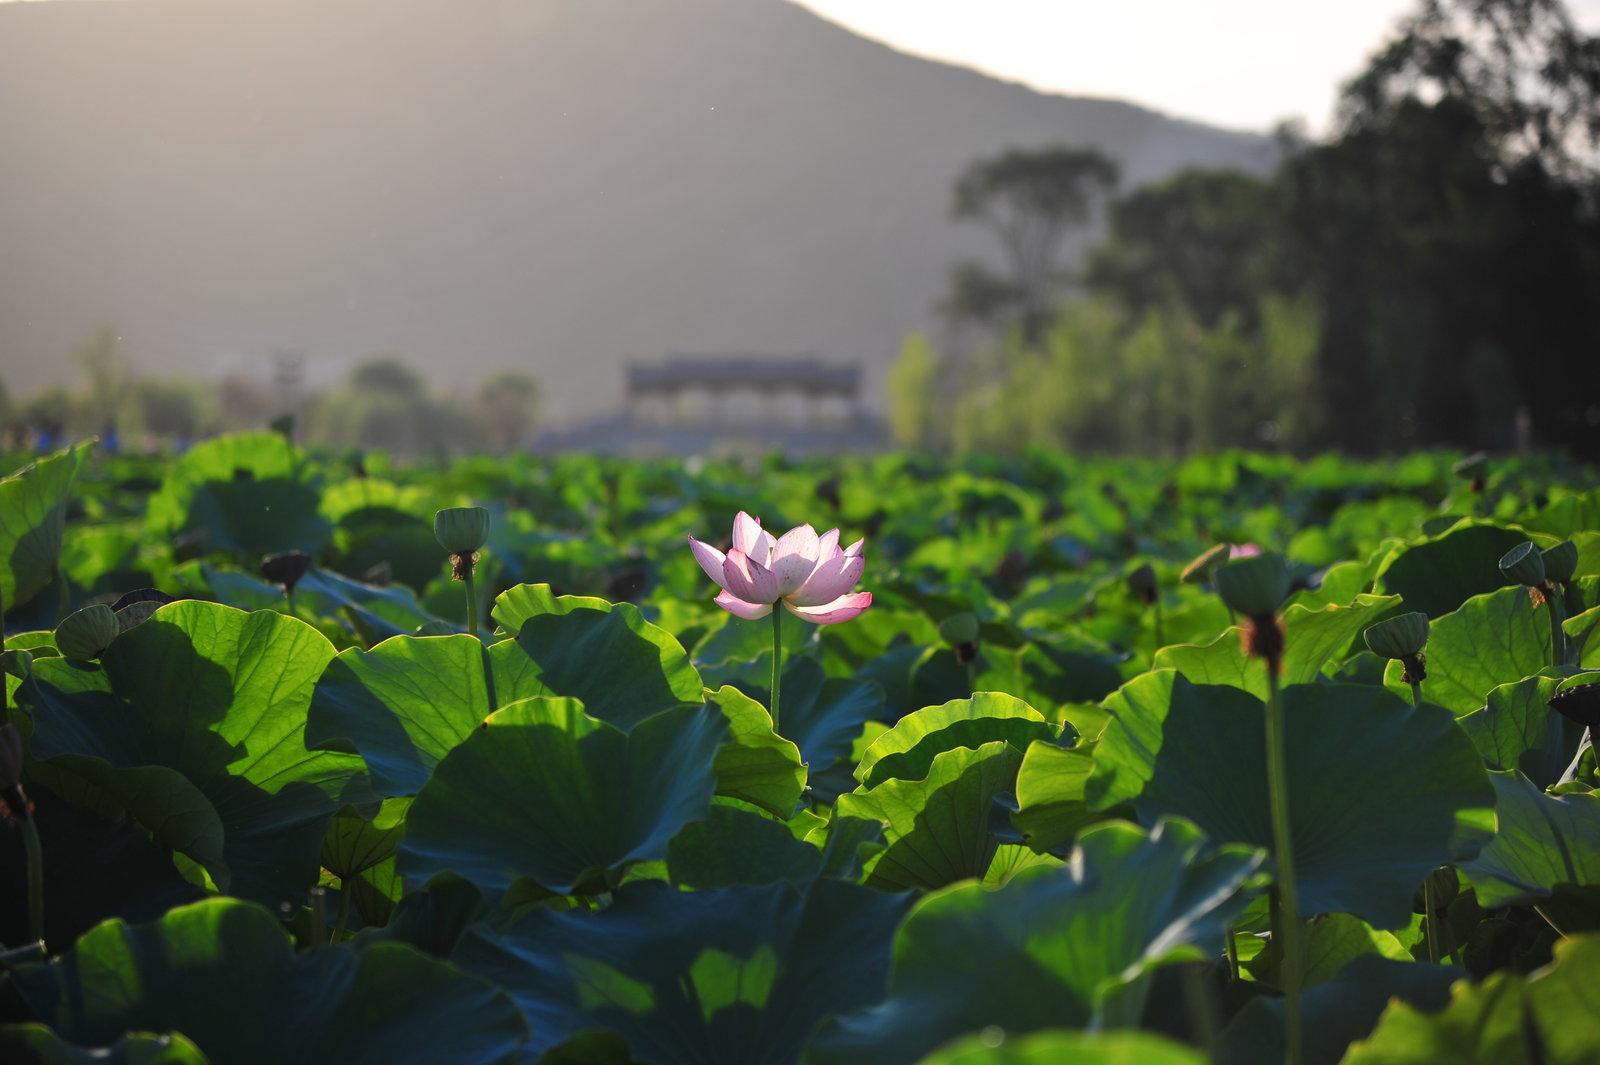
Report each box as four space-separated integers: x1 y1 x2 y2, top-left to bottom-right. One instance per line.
260 550 312 593
1549 682 1600 729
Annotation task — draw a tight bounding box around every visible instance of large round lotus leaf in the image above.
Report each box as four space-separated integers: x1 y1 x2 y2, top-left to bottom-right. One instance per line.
1375 522 1526 618
1341 934 1600 1065
1011 739 1106 853
805 819 1262 1065
1216 954 1458 1065
770 656 885 772
489 584 705 730
306 634 493 797
146 433 330 558
397 697 727 896
454 877 911 1065
665 802 824 889
1456 674 1586 790
9 898 527 1065
912 1030 1204 1065
703 685 805 817
202 566 446 644
0 1025 208 1064
1086 672 1495 928
1153 594 1399 699
1460 771 1600 909
0 442 92 612
16 601 367 905
854 692 1053 788
1384 587 1554 715
836 741 1023 891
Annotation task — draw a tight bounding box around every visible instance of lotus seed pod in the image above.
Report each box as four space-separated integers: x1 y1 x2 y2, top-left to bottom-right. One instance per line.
1212 552 1291 618
1363 612 1430 660
1549 681 1600 729
1452 452 1488 482
434 507 490 554
1540 540 1578 584
938 612 980 647
260 550 312 593
55 603 121 661
1179 543 1230 585
1126 563 1158 603
1498 542 1546 587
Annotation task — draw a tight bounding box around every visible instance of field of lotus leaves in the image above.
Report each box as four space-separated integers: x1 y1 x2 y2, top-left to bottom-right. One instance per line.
0 433 1598 1065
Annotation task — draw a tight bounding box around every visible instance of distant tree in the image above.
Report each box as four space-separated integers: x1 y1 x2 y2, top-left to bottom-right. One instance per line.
20 387 75 437
135 379 206 439
71 325 124 426
1085 169 1287 327
478 371 541 451
937 261 1022 328
950 146 1120 338
350 355 427 399
886 332 940 448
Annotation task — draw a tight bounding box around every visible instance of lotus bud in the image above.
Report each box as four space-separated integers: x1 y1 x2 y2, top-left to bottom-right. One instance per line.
1126 563 1158 605
1540 541 1578 585
434 507 490 555
260 550 312 595
1213 553 1291 620
1363 612 1429 660
1498 542 1546 587
55 604 120 661
939 612 981 664
1549 681 1600 729
1179 543 1229 585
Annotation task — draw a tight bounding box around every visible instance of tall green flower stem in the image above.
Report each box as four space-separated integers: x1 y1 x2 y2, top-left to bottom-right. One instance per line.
1546 591 1567 669
1423 879 1440 963
1263 667 1304 1065
460 559 498 715
1152 597 1165 650
770 608 784 734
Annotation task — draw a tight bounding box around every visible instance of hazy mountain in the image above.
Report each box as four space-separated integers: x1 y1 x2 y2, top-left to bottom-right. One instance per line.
0 0 1276 419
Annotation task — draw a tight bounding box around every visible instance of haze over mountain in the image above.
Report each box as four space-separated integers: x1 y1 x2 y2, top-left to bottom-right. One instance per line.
0 0 1276 419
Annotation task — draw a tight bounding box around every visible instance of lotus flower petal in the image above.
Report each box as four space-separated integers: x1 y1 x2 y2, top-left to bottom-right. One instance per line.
715 590 774 620
687 535 728 589
732 512 775 565
843 538 865 557
788 552 865 607
817 528 841 561
1229 543 1262 559
770 524 822 596
785 591 872 625
723 549 781 604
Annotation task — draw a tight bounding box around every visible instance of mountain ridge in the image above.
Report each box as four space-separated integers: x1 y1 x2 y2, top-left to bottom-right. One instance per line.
0 0 1277 419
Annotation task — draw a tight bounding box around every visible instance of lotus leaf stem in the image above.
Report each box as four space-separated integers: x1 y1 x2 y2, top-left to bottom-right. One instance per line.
1423 878 1439 963
770 607 783 734
1264 669 1304 1065
21 810 42 946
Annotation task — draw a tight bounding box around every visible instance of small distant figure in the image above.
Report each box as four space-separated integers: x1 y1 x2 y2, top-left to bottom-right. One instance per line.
101 419 121 455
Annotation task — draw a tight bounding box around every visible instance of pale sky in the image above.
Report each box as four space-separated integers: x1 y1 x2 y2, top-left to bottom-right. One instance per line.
792 0 1600 131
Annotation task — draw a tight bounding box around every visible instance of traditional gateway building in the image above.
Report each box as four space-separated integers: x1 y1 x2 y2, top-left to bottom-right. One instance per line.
536 355 886 455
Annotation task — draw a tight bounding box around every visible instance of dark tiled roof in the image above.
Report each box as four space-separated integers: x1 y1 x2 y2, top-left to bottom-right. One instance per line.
626 355 859 394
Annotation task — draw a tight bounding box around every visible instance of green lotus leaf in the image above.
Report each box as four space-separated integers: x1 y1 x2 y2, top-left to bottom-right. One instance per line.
1340 933 1600 1065
1375 522 1526 618
1456 673 1586 789
0 442 92 612
1087 673 1495 928
771 656 886 772
397 697 726 896
912 1030 1205 1065
322 797 411 884
201 565 446 643
703 685 805 816
1215 954 1457 1065
1242 912 1411 988
146 433 329 558
1011 739 1105 853
666 802 824 889
306 634 492 797
1153 593 1400 699
1520 491 1600 540
9 898 527 1065
16 601 367 904
855 692 1053 788
1383 587 1560 715
836 741 1023 891
453 878 912 1065
0 1025 208 1065
489 584 705 730
1460 771 1600 909
805 819 1262 1065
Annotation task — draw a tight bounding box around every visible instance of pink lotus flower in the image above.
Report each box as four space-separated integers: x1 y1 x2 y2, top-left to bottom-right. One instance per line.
1229 543 1262 559
688 511 872 624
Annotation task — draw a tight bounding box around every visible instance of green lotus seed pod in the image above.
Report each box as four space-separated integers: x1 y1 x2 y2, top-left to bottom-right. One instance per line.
1498 541 1546 587
55 603 121 661
1363 611 1429 660
1212 552 1291 618
1179 543 1229 585
1540 540 1578 584
1452 452 1488 481
434 507 490 554
938 612 980 646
